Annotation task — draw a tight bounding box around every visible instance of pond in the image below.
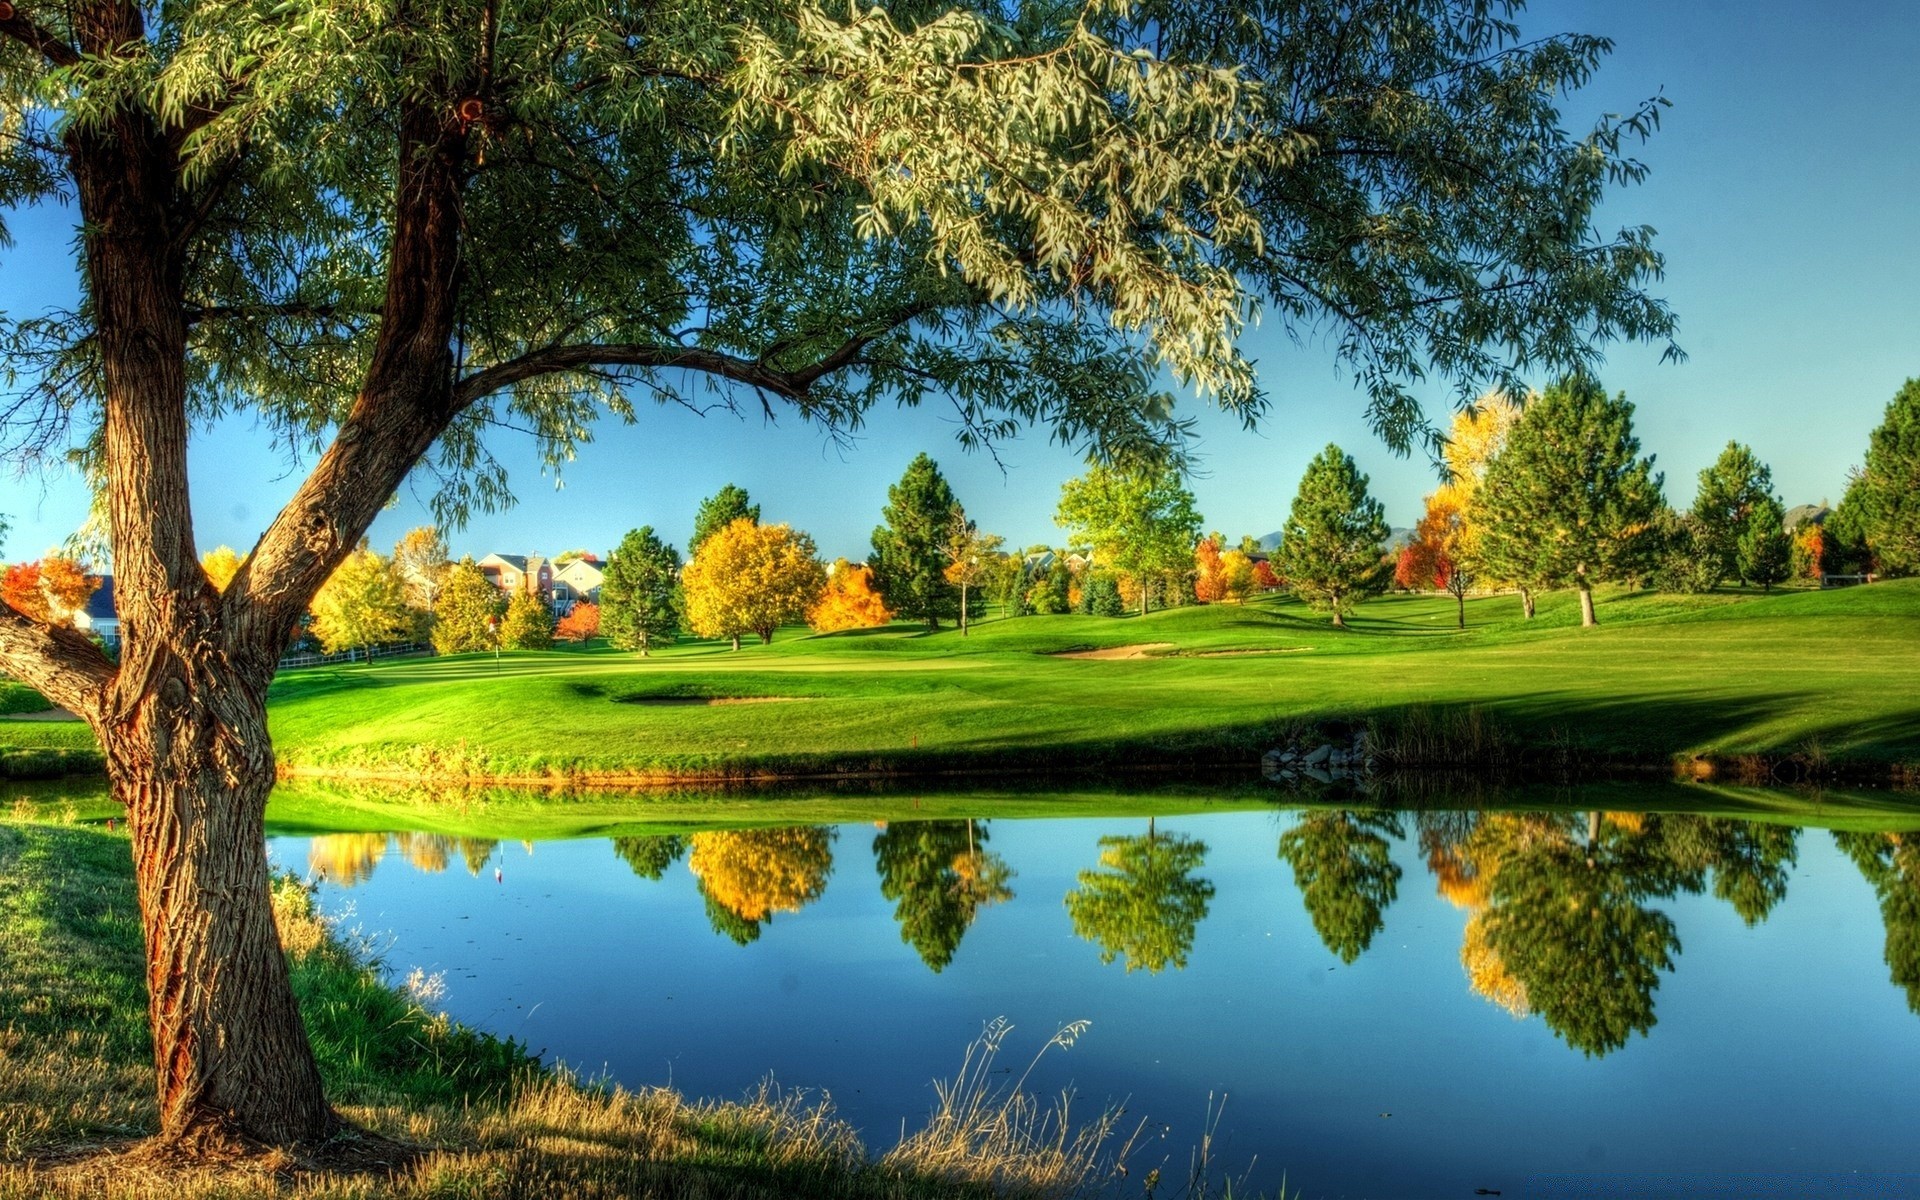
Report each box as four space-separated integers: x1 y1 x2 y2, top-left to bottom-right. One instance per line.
258 783 1920 1199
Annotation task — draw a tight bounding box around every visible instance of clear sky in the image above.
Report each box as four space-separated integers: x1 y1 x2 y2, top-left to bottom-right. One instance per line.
2 0 1916 565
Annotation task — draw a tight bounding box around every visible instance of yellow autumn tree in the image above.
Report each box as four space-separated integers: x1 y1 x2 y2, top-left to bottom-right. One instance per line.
1192 534 1227 602
1443 391 1522 493
688 827 834 933
200 545 243 592
809 559 894 632
310 545 413 657
1220 549 1257 603
681 518 826 650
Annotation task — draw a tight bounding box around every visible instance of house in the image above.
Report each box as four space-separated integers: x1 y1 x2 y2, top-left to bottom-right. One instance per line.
71 575 119 646
1784 503 1830 532
477 553 553 600
551 555 605 609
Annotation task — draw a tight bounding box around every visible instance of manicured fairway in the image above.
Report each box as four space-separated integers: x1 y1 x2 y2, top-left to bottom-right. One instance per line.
249 580 1920 778
6 581 1916 779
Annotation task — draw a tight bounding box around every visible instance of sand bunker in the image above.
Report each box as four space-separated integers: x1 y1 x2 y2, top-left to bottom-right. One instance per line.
1050 643 1176 660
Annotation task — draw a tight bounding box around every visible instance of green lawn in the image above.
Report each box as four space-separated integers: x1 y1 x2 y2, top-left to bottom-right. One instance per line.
7 582 1920 780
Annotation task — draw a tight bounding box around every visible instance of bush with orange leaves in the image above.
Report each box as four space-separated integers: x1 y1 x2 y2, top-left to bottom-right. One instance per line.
809 559 893 632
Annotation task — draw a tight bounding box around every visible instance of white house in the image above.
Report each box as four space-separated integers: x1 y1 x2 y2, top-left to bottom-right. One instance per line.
70 576 119 646
551 556 605 609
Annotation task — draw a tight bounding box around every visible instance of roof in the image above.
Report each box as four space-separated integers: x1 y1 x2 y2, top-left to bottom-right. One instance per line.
84 576 116 620
479 553 529 572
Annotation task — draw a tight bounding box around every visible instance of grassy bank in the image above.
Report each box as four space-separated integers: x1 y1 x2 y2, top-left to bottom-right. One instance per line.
7 583 1920 782
0 818 1152 1198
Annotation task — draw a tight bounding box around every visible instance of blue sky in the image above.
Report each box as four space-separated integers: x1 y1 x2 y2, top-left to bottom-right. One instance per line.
3 0 1917 564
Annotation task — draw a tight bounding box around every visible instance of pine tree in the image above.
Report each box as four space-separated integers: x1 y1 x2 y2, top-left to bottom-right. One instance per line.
1854 378 1920 574
601 527 682 655
1693 442 1776 586
1737 497 1792 592
431 559 505 655
1273 446 1390 627
1472 378 1663 626
690 486 761 558
871 454 961 629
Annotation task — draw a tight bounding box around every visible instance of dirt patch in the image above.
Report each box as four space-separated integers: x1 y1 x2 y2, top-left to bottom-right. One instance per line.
0 706 81 721
618 695 800 707
1050 643 1176 660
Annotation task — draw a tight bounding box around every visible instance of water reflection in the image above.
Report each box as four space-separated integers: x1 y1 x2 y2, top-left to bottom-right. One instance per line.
688 827 835 945
1834 830 1920 1013
294 804 1920 1055
874 819 1015 972
1064 817 1214 974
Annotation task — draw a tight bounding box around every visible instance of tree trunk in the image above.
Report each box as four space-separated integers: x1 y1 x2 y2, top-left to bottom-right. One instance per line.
1519 586 1536 619
107 657 334 1150
1454 590 1465 629
732 634 741 651
1578 584 1597 627
959 583 968 636
1331 609 1345 628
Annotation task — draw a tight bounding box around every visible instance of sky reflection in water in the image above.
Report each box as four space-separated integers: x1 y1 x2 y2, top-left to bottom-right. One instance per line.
267 804 1920 1198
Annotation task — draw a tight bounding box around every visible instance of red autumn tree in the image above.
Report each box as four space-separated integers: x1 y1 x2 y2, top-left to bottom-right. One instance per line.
555 602 601 646
1252 559 1282 591
0 558 98 624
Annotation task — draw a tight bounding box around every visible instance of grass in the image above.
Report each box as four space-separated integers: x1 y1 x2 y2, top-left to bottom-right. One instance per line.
0 816 1191 1199
5 582 1918 782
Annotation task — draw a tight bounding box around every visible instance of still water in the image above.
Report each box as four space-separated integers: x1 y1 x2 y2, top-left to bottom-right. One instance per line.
266 795 1920 1199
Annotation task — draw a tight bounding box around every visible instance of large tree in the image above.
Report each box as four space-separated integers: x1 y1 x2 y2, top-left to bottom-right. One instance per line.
681 519 825 648
1065 819 1215 974
1692 442 1776 586
870 453 962 629
1273 445 1390 627
1471 377 1662 626
0 0 1676 1154
1851 378 1920 574
1055 463 1202 614
600 526 682 655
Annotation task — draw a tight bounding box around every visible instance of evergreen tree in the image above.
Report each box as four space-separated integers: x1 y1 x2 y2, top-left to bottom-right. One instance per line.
1853 378 1920 574
1693 442 1776 586
431 559 504 655
874 820 1012 972
1648 508 1720 594
1472 377 1662 626
498 590 554 649
602 527 682 655
691 486 761 558
870 454 961 629
1825 479 1877 576
1273 445 1390 627
1278 810 1404 964
1736 497 1792 591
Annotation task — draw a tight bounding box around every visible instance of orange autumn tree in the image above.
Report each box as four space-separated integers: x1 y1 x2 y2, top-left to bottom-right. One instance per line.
1193 534 1228 602
1401 489 1474 627
688 827 834 943
0 557 97 624
809 560 894 632
555 602 601 645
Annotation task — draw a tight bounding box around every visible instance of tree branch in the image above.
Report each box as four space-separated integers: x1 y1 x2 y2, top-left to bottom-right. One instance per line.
0 4 80 68
0 607 115 719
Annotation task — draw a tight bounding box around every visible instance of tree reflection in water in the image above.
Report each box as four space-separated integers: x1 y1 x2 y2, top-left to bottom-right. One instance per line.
873 819 1014 972
1065 818 1214 974
306 832 500 885
1278 809 1404 964
687 827 835 945
1834 830 1920 1014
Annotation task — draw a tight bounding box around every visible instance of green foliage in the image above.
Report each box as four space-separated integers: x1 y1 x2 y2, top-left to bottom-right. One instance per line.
431 559 505 656
1472 377 1663 611
1272 445 1390 625
1084 573 1125 617
873 820 1013 973
1064 822 1214 974
0 682 53 715
870 454 961 629
1852 378 1920 574
1824 479 1877 575
1277 809 1403 963
1736 497 1792 591
1027 559 1072 615
613 835 686 881
498 591 554 650
1693 442 1776 586
691 487 761 559
984 553 1028 617
1056 464 1201 614
601 527 682 655
1648 508 1719 595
